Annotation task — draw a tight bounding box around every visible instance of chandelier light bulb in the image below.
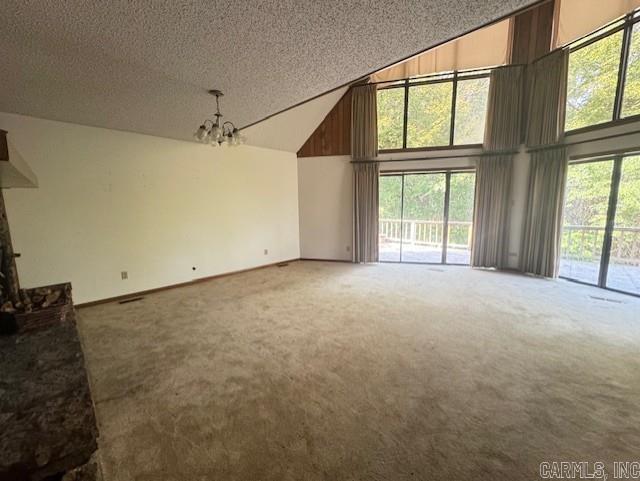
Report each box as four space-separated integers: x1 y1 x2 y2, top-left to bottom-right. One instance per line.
234 129 244 146
194 125 208 143
210 125 219 140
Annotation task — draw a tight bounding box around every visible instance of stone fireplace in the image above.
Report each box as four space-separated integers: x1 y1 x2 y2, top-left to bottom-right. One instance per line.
0 130 100 481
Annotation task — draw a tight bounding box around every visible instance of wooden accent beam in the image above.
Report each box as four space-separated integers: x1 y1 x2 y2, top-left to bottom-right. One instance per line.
297 89 352 157
510 0 555 65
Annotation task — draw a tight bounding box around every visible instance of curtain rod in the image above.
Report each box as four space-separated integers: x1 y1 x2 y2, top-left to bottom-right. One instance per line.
526 128 640 153
570 146 640 161
351 128 640 163
380 166 476 174
350 150 518 163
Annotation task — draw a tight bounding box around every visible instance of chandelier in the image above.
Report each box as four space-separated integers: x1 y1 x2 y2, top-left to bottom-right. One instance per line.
194 90 243 146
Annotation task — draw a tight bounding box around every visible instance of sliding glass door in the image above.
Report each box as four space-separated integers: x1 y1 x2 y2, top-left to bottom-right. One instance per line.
379 170 476 264
560 154 640 295
401 173 446 262
447 172 476 265
379 175 403 262
607 156 640 294
560 160 613 285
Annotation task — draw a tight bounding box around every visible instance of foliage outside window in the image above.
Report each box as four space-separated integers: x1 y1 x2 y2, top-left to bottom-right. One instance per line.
377 71 490 151
565 12 640 132
377 87 405 150
454 78 490 146
622 22 640 117
406 82 452 148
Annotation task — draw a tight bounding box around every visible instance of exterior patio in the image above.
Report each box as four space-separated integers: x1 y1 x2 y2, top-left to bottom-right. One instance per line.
379 219 640 295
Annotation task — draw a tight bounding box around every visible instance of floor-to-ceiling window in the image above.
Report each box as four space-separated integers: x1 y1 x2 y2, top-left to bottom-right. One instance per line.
377 71 490 152
560 154 640 295
379 169 476 264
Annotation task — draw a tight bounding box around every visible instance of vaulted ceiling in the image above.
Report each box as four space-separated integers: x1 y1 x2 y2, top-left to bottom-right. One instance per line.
0 0 537 146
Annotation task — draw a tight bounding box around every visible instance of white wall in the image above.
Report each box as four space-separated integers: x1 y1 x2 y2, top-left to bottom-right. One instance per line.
297 155 353 260
0 113 300 304
507 147 531 269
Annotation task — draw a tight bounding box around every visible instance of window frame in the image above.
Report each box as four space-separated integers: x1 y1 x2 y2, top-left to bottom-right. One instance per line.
377 70 491 153
560 153 640 298
378 167 477 265
565 11 640 136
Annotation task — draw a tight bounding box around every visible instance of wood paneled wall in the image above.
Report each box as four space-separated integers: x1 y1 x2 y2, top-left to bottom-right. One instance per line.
297 89 351 158
511 0 556 141
511 0 555 65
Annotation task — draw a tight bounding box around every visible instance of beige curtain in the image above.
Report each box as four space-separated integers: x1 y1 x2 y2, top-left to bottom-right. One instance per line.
370 19 511 83
471 155 513 269
554 0 640 47
526 50 569 147
471 66 523 269
353 162 379 263
352 85 379 262
483 66 525 150
520 147 568 277
351 85 378 160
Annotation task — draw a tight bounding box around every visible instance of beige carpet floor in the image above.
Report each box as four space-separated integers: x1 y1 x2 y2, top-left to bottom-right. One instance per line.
77 261 640 481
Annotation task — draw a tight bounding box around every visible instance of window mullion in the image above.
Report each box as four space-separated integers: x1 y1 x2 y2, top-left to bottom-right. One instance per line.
399 173 406 262
613 14 634 121
449 73 458 146
599 156 623 288
442 171 451 264
402 80 409 149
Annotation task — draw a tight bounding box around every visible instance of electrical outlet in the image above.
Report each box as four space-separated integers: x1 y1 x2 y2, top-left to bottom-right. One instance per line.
121 271 128 280
264 249 268 255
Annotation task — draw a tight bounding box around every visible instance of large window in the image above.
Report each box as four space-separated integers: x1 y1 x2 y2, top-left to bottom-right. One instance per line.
560 154 640 296
379 170 476 264
377 71 490 151
406 81 453 148
565 12 640 132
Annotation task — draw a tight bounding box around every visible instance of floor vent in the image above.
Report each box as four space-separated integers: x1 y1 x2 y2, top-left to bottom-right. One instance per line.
119 296 144 305
277 262 289 267
589 295 624 304
428 268 444 272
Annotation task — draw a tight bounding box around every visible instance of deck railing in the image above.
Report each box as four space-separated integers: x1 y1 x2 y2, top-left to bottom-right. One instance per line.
561 225 640 266
379 219 472 249
380 221 640 266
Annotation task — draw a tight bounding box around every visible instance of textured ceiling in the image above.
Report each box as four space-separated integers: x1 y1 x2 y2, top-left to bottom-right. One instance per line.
0 0 536 144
